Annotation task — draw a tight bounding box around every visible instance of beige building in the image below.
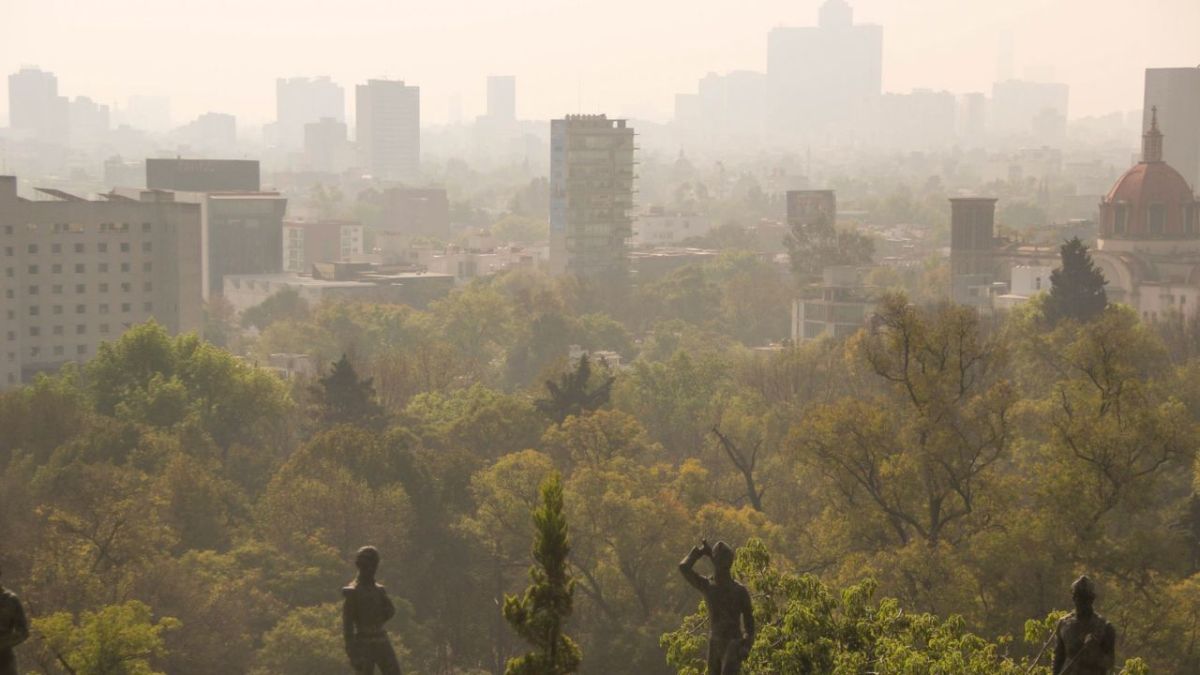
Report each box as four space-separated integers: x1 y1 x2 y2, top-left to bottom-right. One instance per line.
0 176 203 389
223 262 453 314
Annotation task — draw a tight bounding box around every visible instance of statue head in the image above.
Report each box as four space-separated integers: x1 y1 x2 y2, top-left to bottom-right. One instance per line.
355 546 381 580
711 541 735 574
1071 575 1096 613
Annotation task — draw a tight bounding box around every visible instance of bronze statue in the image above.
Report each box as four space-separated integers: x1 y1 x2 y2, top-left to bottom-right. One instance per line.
0 563 29 675
679 540 755 675
343 546 402 675
1053 575 1116 675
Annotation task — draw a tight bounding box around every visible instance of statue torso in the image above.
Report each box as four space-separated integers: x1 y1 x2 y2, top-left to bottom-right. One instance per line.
344 583 392 638
1058 612 1114 675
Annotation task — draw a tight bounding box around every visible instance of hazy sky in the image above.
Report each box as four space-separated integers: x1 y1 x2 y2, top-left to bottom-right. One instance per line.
2 0 1198 128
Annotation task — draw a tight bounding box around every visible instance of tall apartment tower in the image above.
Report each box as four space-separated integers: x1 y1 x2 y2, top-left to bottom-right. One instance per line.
7 66 68 142
1144 67 1200 192
487 76 516 122
949 197 998 307
549 115 635 277
0 176 203 389
276 76 345 150
767 0 882 143
356 79 420 181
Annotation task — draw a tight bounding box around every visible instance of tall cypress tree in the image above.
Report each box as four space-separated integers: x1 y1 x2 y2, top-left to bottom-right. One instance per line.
1045 237 1108 324
502 472 581 675
309 353 384 428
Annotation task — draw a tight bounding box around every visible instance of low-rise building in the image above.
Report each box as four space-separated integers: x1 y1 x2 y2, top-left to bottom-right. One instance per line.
633 208 713 247
283 219 365 272
791 266 875 342
223 262 453 314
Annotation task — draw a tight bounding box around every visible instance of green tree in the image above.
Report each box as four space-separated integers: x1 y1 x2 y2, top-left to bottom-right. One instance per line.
503 472 582 675
33 601 180 675
536 354 614 425
1044 237 1107 324
240 287 310 331
784 212 874 285
309 354 385 429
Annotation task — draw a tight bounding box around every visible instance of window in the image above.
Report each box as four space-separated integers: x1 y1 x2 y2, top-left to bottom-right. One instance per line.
52 325 63 335
121 303 130 313
75 305 84 314
75 284 85 294
51 264 61 273
1114 204 1128 235
121 263 130 272
142 223 152 233
143 282 152 292
1149 204 1167 235
52 305 62 315
120 242 130 253
142 242 152 253
99 283 109 293
100 324 110 334
27 265 37 274
98 263 108 273
52 285 62 294
29 326 39 336
3 247 10 256
53 345 63 356
98 243 107 253
51 243 61 254
99 304 109 314
30 347 39 358
28 306 38 316
27 286 37 295
74 243 84 253
75 264 84 273
143 301 153 311
26 244 37 254
143 262 152 272
121 282 131 292
77 345 86 355
76 324 85 334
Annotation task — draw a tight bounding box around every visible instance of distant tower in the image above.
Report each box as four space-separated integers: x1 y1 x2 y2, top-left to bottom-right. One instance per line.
818 0 853 28
786 190 836 227
1144 67 1200 193
487 76 516 122
7 66 68 142
356 79 421 182
549 115 635 278
949 198 998 307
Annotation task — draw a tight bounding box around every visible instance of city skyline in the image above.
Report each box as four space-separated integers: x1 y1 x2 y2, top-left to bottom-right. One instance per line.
2 0 1198 128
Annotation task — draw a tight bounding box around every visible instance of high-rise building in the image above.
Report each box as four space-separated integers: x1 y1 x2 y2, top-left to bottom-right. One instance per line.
68 96 111 146
487 76 516 122
1144 67 1200 193
175 112 237 154
949 197 997 307
7 66 68 142
767 0 882 143
991 80 1069 143
356 79 420 181
135 159 285 298
304 117 351 173
275 76 345 150
675 70 767 150
0 175 203 389
282 219 364 272
549 115 635 277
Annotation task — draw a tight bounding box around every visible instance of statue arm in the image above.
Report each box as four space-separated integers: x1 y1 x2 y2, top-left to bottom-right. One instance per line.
742 588 756 643
1097 623 1116 670
381 588 396 623
1051 624 1065 675
678 546 709 593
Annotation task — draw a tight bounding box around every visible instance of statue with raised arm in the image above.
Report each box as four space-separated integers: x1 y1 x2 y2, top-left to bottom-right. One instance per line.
1053 575 1116 675
679 540 755 675
0 562 29 675
342 546 402 675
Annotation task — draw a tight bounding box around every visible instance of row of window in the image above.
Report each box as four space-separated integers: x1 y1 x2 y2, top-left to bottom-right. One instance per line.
2 223 153 235
7 261 153 276
1112 204 1200 235
6 281 153 297
24 301 153 316
9 241 152 255
22 318 141 337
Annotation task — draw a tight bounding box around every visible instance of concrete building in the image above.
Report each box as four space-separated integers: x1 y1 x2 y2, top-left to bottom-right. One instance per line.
133 159 286 298
283 219 364 272
633 208 713 247
223 263 453 313
791 266 874 342
275 76 345 150
949 197 998 307
878 89 956 150
549 115 636 277
1144 67 1200 195
303 117 352 173
767 0 882 143
147 158 260 192
175 112 237 154
356 79 420 181
361 187 451 260
486 76 516 122
0 175 203 389
7 66 68 143
674 70 767 150
787 189 836 227
68 96 111 147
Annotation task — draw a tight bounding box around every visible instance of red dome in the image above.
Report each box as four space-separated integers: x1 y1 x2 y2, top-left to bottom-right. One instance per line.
1105 161 1194 206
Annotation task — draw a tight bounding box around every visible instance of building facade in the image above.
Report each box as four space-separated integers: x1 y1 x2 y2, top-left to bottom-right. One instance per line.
486 76 516 122
282 219 364 272
276 76 345 150
0 176 203 389
356 79 420 181
7 66 68 143
549 115 635 277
